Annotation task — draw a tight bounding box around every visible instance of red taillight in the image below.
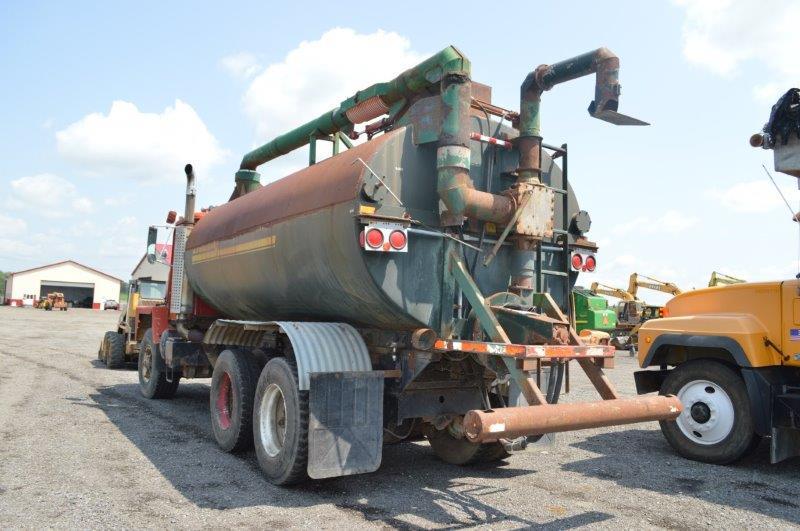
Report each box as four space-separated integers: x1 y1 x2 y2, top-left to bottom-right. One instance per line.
366 228 384 248
389 230 406 250
585 255 596 272
571 253 583 270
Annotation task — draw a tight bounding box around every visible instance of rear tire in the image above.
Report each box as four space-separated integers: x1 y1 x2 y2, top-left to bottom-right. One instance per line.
427 422 509 465
103 331 125 369
138 329 180 399
210 349 258 453
253 357 309 485
659 359 760 464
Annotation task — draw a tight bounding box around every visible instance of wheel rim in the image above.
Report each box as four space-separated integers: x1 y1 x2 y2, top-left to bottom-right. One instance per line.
259 383 287 458
141 344 153 382
216 372 233 430
676 379 734 445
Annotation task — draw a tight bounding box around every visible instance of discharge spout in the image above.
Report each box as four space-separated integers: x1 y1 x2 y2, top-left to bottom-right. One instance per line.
518 47 648 182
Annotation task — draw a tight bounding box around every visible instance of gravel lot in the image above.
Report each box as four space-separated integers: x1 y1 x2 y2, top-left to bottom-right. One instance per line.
0 306 798 529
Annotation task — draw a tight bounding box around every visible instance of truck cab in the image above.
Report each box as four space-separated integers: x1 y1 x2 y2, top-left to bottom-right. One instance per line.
635 280 800 463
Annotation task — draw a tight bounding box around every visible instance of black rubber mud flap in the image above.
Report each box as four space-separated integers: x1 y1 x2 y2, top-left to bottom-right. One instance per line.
308 371 383 479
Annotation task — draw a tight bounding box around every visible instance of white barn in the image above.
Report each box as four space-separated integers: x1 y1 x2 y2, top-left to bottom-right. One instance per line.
3 260 122 309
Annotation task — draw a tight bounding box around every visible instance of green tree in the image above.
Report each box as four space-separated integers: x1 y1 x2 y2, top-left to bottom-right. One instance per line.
0 271 9 300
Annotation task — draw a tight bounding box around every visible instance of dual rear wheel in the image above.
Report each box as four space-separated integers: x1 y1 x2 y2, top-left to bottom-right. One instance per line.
210 354 308 485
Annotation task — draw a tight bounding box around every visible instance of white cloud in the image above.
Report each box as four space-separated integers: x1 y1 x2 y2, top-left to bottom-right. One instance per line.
708 179 800 213
0 214 27 237
613 210 698 235
674 0 800 98
220 52 261 80
5 173 93 218
242 28 425 146
0 238 38 258
56 100 227 183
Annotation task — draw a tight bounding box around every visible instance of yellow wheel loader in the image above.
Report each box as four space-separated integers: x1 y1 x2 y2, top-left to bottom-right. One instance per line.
635 89 800 464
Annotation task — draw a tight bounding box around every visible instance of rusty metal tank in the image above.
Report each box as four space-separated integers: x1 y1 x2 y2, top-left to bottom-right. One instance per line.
185 100 583 333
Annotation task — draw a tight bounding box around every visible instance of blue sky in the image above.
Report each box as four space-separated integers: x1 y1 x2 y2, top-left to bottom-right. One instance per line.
1 1 798 303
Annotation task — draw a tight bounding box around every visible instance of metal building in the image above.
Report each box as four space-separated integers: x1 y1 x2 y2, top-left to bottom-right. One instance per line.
3 260 122 309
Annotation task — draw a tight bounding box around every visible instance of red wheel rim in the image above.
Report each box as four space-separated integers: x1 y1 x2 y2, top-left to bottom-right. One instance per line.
216 372 233 430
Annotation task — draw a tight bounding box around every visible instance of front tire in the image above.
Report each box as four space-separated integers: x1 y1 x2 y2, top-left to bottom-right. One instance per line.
253 357 309 485
660 359 759 464
138 329 180 399
210 350 258 453
103 331 125 369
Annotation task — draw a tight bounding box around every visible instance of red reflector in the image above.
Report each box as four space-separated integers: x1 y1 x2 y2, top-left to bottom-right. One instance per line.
571 254 583 270
366 228 384 248
585 255 596 272
359 231 365 247
389 230 406 250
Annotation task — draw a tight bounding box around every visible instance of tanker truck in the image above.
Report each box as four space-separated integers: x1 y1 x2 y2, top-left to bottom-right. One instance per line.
136 45 681 485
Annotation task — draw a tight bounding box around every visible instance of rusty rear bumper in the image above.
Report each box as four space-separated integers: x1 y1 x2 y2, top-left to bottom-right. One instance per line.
463 395 682 443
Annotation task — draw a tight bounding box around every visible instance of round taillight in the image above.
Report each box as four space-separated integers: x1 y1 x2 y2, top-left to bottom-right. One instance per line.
585 255 596 272
571 253 583 270
389 230 406 250
366 228 384 248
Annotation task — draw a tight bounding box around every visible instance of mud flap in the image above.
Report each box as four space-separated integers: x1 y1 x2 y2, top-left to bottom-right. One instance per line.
308 371 383 479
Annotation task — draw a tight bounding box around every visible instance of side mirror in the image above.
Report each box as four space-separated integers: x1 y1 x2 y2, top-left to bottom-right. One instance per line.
146 226 158 264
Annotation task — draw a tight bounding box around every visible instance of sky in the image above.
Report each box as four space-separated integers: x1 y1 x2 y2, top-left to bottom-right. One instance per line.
1 0 799 304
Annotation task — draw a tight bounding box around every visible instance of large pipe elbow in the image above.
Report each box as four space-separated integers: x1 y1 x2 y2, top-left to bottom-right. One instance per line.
436 147 514 224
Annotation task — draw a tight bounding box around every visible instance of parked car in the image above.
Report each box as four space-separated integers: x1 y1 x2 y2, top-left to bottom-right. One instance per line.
103 299 119 310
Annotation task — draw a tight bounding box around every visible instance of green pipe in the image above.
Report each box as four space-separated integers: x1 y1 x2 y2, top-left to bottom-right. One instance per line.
238 46 471 173
436 76 513 224
519 47 620 139
517 48 621 183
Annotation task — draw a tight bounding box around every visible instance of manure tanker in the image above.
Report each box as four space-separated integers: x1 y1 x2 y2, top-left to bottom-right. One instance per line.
131 45 682 485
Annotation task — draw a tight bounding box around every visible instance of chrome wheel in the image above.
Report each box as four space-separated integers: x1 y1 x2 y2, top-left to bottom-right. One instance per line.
676 379 734 445
259 383 287 458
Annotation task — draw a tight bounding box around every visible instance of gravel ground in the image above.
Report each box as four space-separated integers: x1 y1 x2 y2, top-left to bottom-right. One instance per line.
0 306 798 529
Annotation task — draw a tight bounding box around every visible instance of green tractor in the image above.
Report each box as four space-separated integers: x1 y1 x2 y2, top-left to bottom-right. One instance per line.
572 288 617 341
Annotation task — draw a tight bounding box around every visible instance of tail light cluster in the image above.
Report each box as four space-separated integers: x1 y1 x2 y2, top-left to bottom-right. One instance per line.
360 223 408 253
570 251 597 272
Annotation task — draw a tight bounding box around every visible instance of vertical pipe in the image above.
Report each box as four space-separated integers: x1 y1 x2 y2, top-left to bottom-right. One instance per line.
562 143 571 320
308 136 317 166
436 74 514 224
178 164 196 322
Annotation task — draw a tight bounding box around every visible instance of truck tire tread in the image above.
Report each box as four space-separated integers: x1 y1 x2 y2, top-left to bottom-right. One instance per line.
104 331 125 369
210 349 258 453
138 329 180 399
659 359 760 464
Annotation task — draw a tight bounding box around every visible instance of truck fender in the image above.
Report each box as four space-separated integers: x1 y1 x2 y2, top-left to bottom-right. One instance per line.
641 333 752 368
204 320 372 390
